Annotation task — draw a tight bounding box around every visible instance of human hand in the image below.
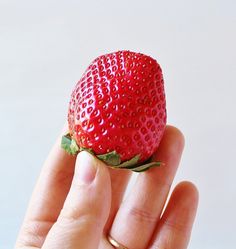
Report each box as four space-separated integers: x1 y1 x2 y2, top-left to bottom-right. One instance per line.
15 125 198 249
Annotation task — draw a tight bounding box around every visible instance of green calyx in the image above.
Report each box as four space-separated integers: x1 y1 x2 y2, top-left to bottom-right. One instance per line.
97 151 121 166
61 133 162 172
61 133 80 155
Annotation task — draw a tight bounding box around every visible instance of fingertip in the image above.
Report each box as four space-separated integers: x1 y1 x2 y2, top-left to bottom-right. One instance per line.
152 125 185 164
74 151 98 184
75 151 111 185
76 151 97 168
174 181 199 206
165 125 185 151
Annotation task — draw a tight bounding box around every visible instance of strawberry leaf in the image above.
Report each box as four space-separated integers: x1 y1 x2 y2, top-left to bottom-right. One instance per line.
61 134 79 155
97 151 121 166
116 155 140 168
80 147 95 154
131 161 162 172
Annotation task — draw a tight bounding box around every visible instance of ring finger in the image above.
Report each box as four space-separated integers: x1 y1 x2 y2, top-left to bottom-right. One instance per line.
107 125 185 249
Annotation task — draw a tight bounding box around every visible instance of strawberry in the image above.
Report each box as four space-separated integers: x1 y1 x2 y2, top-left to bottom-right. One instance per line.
62 51 167 172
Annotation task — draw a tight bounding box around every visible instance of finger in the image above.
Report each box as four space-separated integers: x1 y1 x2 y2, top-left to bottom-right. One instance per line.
149 181 199 249
16 125 76 248
104 168 132 232
108 125 185 249
98 169 132 249
42 151 111 249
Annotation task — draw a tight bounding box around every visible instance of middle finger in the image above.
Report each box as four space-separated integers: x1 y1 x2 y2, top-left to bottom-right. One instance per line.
108 126 184 249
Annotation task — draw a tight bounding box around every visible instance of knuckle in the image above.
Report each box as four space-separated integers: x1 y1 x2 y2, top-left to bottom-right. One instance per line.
16 219 53 248
58 207 103 228
128 206 158 223
163 219 190 235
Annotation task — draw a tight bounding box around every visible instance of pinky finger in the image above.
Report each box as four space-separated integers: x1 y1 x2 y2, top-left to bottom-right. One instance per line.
149 181 199 249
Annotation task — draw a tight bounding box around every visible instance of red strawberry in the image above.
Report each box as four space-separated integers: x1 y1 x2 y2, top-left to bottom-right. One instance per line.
62 51 167 172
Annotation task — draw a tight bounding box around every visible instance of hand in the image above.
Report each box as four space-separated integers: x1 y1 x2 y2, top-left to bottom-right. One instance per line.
15 125 198 249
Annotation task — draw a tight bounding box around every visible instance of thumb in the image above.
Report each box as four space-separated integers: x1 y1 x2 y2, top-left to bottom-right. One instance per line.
42 151 111 249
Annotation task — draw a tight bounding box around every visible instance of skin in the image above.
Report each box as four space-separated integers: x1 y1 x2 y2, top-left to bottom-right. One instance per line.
15 125 198 249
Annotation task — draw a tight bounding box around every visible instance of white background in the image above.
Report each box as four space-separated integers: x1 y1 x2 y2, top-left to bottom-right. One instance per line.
0 0 235 248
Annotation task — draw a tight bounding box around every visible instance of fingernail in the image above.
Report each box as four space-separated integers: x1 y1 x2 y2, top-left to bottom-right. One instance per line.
77 151 97 184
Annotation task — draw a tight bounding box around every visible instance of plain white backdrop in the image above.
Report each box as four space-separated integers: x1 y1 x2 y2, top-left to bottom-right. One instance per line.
0 0 235 248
